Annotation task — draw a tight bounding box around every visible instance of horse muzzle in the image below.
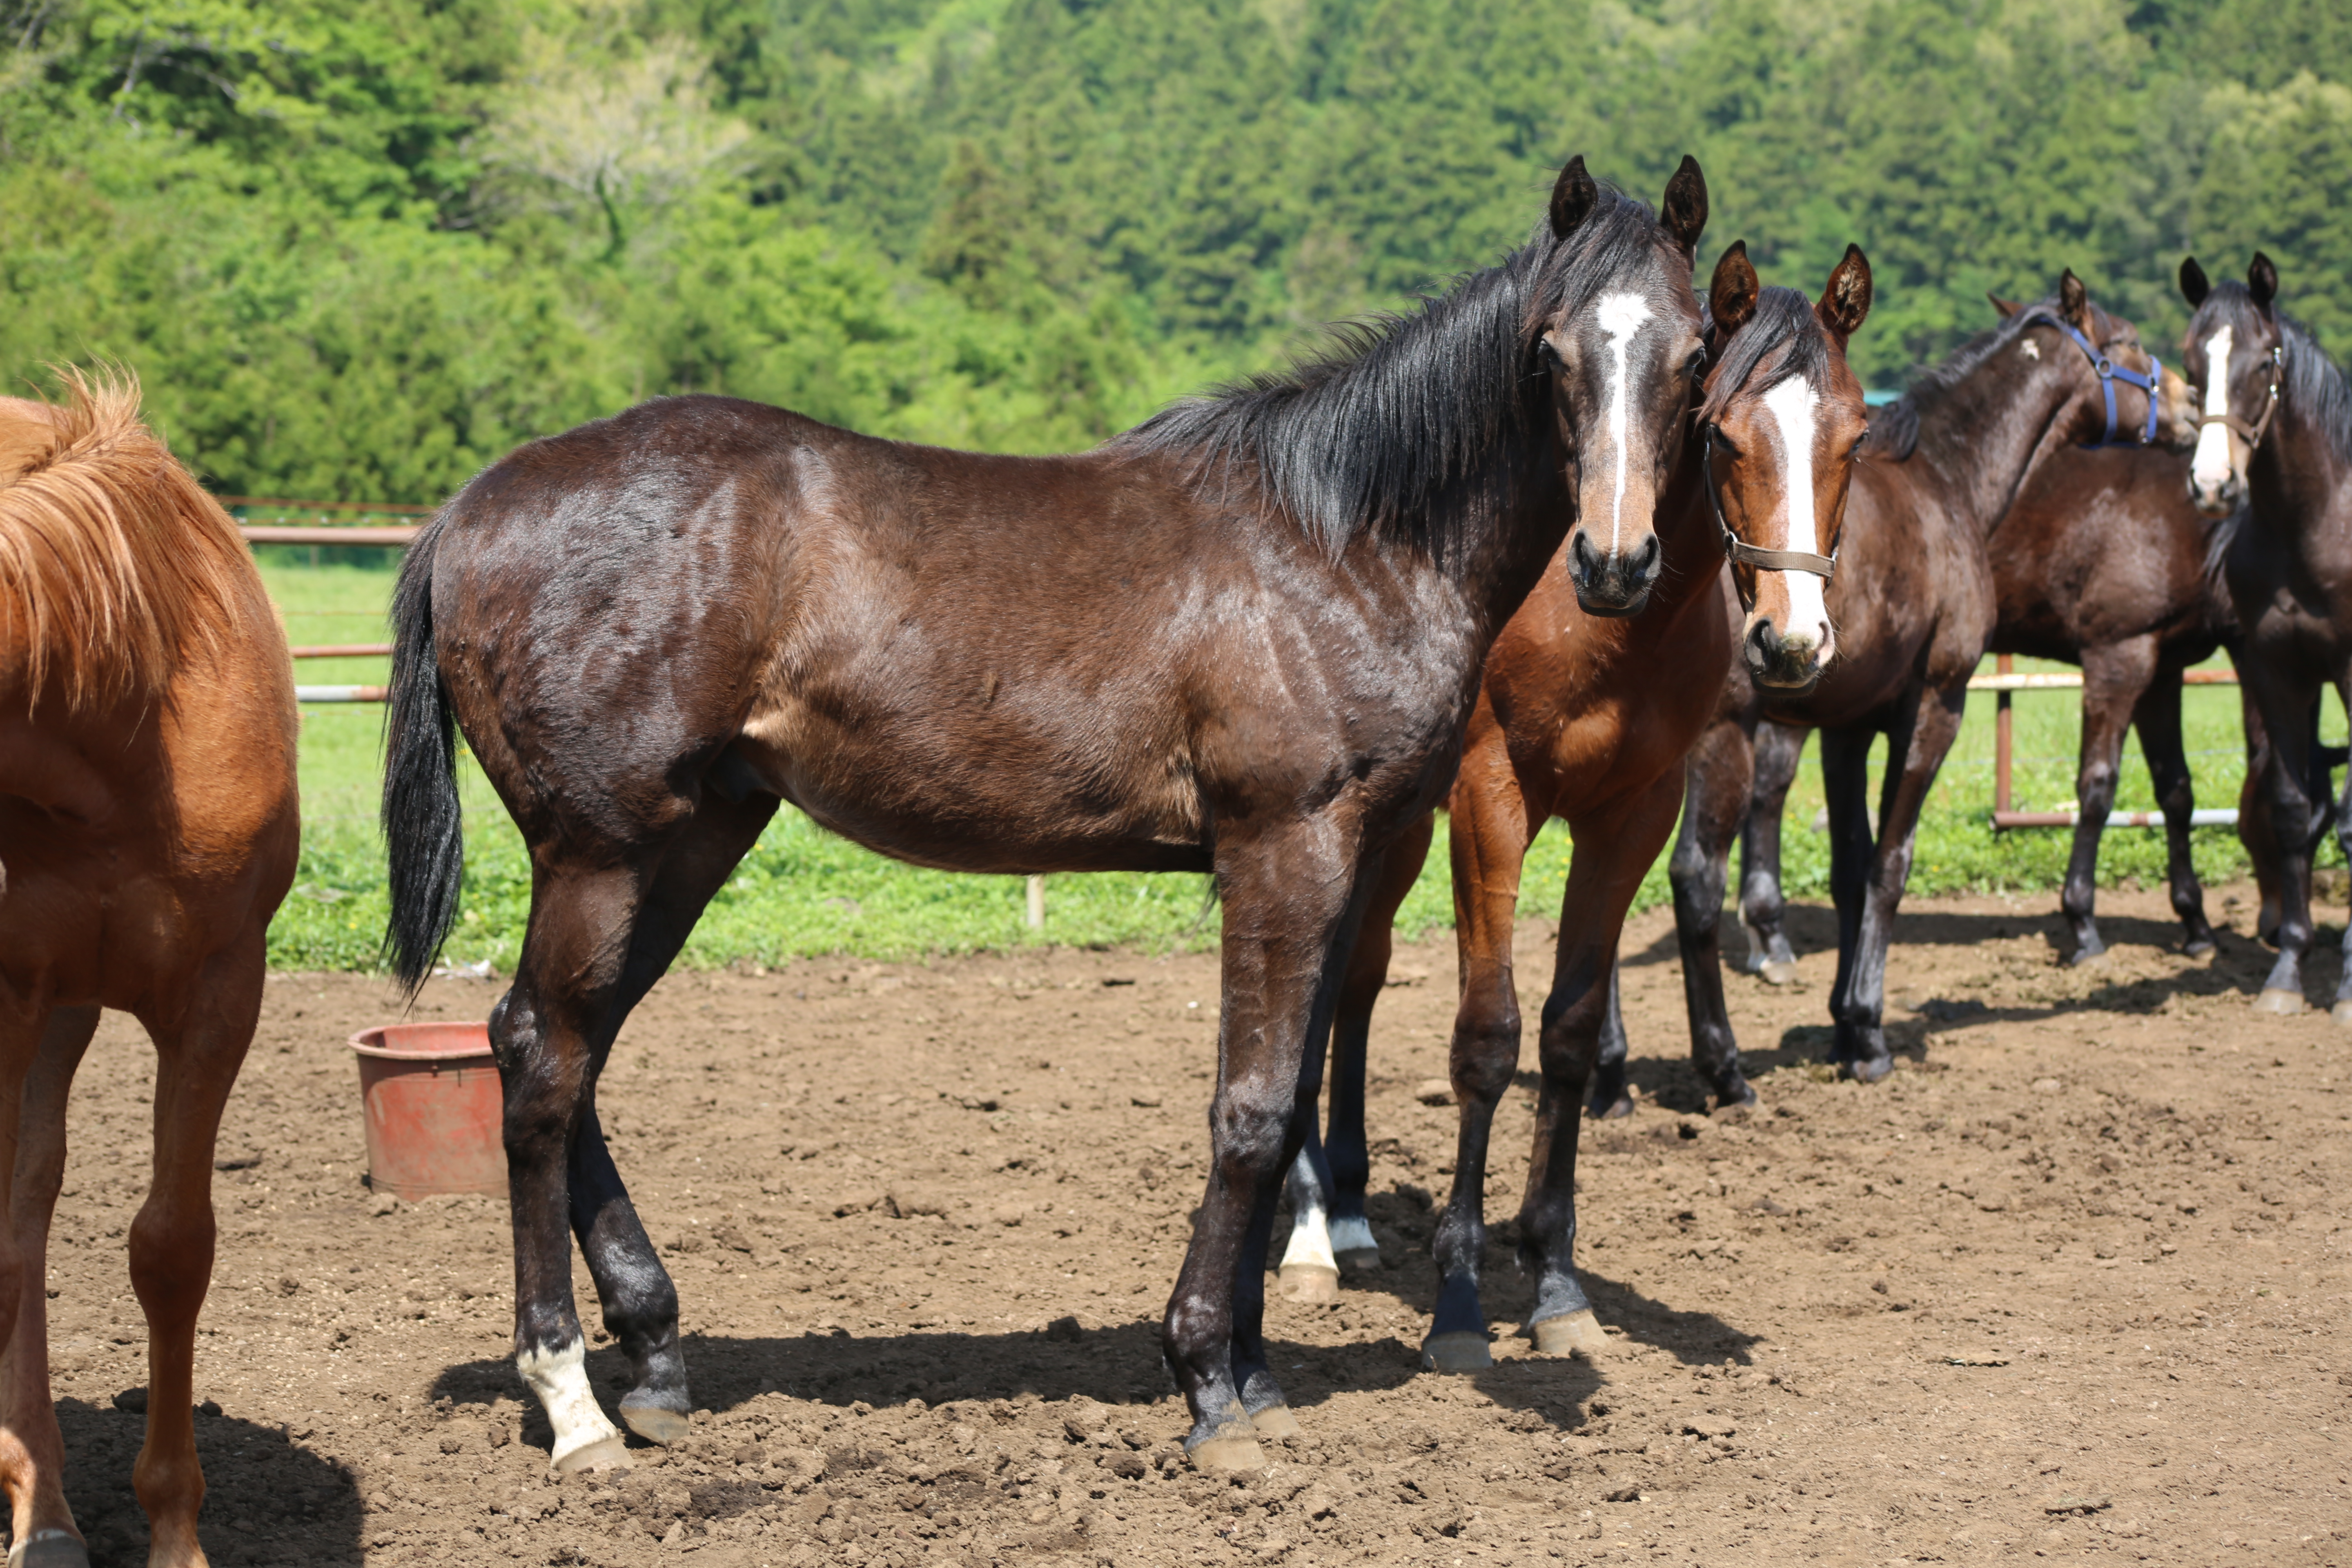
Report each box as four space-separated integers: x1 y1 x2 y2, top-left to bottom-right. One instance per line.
1568 528 1661 619
1744 613 1832 690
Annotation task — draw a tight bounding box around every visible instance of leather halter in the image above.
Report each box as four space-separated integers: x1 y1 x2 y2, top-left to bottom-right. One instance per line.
2022 311 2164 448
1702 421 1837 613
2198 342 2283 454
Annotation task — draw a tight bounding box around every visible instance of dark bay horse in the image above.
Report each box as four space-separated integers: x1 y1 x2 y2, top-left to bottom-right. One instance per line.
2181 254 2352 1020
0 373 299 1568
1274 245 1875 1370
382 159 1713 1471
1655 276 2195 1093
1729 445 2237 978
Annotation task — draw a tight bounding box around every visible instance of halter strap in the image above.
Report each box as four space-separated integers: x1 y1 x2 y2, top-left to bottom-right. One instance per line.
1702 424 1836 614
2020 311 2163 449
2197 343 2283 454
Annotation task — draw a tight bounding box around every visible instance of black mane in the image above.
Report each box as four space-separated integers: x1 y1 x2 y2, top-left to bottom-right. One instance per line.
1113 187 1677 561
1700 287 1833 422
1863 294 2059 461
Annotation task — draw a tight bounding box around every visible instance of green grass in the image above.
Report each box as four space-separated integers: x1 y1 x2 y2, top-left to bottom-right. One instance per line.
259 557 2341 973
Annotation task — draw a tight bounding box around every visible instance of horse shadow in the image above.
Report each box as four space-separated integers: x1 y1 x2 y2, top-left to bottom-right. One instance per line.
53 1397 360 1568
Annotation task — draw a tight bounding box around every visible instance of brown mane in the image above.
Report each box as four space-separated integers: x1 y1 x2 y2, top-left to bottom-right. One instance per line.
0 368 252 709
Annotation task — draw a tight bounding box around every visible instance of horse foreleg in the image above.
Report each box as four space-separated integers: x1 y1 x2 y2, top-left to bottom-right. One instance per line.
1424 752 1538 1372
1817 723 1877 1056
1670 715 1759 1111
0 1005 96 1568
1523 773 1685 1358
2243 672 2320 1012
130 940 264 1568
2063 638 2159 964
1831 684 1965 1080
1738 719 1806 983
1278 813 1431 1303
2132 667 2216 956
1167 820 1366 1468
2235 675 2282 945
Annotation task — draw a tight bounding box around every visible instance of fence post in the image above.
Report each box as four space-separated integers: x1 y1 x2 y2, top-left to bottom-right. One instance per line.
1026 875 1045 930
1994 654 2013 819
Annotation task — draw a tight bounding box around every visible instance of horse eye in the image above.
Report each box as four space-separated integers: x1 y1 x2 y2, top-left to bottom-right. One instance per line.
1685 350 1707 379
1537 338 1563 368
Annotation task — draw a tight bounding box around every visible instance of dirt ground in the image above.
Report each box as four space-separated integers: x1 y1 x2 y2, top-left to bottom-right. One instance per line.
29 879 2352 1568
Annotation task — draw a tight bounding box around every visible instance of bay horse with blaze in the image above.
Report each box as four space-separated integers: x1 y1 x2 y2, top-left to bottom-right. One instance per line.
1652 274 2195 1098
382 159 1713 1469
0 372 299 1568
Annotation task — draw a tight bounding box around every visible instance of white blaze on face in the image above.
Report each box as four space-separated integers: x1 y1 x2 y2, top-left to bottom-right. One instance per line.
2192 324 2236 494
1761 375 1829 647
519 1336 621 1469
1595 292 1657 548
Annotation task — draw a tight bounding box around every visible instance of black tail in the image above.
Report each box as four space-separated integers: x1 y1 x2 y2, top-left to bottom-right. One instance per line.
380 517 463 993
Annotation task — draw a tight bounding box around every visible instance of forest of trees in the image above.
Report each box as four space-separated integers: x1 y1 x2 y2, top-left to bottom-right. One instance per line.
3 0 2349 503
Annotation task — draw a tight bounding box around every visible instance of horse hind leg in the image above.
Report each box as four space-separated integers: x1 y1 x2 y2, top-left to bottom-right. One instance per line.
509 793 777 1467
0 1006 100 1568
2132 668 2216 956
127 941 267 1568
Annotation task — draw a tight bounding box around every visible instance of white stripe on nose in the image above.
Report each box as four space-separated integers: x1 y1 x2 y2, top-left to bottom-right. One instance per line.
1595 292 1656 550
2192 324 2235 492
1761 376 1828 646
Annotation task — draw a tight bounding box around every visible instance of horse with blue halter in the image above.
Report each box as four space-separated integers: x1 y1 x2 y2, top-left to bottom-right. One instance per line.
382 157 1713 1470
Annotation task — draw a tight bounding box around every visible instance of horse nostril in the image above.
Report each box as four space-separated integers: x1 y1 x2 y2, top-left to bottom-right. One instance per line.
1569 530 1600 582
1746 618 1783 666
1631 532 1662 585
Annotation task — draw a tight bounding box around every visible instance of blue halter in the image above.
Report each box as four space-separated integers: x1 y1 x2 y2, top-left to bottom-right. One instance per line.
2023 311 2163 448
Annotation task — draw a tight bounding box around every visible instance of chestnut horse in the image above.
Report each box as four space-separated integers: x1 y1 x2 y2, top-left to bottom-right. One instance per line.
1652 276 2194 1095
1274 245 1875 1368
381 159 1713 1470
2181 254 2352 1019
0 374 298 1568
1731 445 2238 978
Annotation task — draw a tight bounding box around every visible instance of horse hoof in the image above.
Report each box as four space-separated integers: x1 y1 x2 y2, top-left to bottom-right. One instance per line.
1838 1055 1894 1085
1530 1309 1608 1358
2183 937 2217 958
1250 1403 1303 1439
1276 1263 1339 1304
1757 960 1799 986
2254 988 2308 1016
2067 946 2108 969
551 1435 633 1475
1588 1095 1634 1120
1420 1332 1492 1373
1335 1247 1384 1276
619 1400 692 1446
1188 1429 1267 1472
2330 1000 2352 1026
7 1529 89 1568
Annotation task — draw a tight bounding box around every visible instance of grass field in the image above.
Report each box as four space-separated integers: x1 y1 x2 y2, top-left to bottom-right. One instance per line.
259 553 2343 974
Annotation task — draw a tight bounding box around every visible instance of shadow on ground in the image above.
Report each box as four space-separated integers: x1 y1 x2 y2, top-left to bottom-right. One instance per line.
50 1398 360 1568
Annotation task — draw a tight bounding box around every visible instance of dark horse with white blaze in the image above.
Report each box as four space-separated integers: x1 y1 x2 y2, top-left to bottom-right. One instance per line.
2180 254 2352 1020
1274 244 1876 1370
383 158 1712 1471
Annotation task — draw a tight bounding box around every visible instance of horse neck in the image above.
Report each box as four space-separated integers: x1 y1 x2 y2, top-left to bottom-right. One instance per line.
1915 359 2084 540
2250 395 2352 580
1447 430 1581 640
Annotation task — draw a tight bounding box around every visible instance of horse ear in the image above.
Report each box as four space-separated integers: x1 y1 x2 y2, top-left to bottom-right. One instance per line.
2179 257 2210 307
2058 269 2091 329
1987 294 2022 318
1709 241 1758 338
1550 156 1598 241
1659 155 1707 261
1817 244 1872 345
2249 252 2278 312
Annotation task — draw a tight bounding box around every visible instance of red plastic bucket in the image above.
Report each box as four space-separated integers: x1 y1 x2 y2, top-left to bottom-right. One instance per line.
350 1022 505 1200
